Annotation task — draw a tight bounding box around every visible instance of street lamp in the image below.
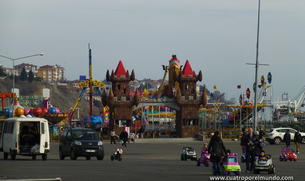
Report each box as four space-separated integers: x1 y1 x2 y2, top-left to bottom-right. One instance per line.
246 0 269 132
0 53 44 109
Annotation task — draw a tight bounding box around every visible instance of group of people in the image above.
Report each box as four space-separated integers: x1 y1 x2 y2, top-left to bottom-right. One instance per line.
207 127 266 175
283 129 302 153
110 129 128 147
109 126 146 146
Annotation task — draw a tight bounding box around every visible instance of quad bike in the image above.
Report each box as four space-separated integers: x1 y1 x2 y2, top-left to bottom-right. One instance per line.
197 150 210 167
111 148 123 161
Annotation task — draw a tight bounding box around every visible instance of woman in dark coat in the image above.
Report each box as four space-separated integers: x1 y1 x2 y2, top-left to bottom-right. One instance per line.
208 131 228 175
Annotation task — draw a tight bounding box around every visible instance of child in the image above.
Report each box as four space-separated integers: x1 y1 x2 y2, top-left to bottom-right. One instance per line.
199 143 211 166
259 150 267 159
221 149 232 164
202 143 208 152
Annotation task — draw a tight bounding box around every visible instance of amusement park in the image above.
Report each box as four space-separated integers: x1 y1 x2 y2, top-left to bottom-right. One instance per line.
1 48 305 143
2 0 305 180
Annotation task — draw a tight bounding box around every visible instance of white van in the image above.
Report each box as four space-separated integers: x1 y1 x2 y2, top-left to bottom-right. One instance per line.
0 116 50 160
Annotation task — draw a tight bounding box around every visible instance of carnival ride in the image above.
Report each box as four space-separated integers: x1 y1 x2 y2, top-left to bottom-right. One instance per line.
139 55 180 101
201 76 305 130
157 65 169 100
68 46 105 125
68 80 105 124
200 82 270 129
168 55 181 98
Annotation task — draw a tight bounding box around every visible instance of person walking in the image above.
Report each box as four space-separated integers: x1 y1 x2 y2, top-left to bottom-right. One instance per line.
120 130 128 147
241 128 247 148
103 126 108 135
283 129 291 147
258 127 265 140
110 129 116 144
240 128 247 160
208 131 228 176
256 127 265 154
138 126 145 139
244 128 259 173
294 130 302 154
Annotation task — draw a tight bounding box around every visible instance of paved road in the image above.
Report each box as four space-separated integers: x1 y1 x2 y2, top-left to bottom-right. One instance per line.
0 138 304 181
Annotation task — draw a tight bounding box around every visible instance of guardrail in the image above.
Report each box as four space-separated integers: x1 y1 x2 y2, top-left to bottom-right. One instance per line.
1 178 62 181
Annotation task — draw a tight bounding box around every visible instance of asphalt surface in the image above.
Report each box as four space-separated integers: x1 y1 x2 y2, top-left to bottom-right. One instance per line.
0 138 304 181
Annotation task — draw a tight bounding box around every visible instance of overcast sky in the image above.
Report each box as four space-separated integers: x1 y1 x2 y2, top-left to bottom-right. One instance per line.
1 0 304 102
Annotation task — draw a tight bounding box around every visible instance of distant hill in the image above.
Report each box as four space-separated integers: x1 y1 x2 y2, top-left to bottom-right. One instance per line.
0 78 100 120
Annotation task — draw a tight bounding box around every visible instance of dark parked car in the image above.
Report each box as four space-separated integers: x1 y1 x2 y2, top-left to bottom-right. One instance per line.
59 128 104 160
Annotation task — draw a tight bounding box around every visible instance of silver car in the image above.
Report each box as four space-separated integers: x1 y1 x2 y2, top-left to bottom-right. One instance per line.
266 127 305 145
254 154 275 174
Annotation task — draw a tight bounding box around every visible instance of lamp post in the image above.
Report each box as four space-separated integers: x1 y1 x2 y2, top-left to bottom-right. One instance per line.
0 53 44 109
246 0 269 132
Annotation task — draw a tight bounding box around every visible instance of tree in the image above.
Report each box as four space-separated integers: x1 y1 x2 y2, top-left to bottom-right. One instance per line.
34 77 42 81
20 67 27 81
11 75 20 82
28 70 34 82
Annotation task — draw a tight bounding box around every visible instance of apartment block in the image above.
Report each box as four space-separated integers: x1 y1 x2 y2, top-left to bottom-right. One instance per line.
15 63 38 77
38 64 65 81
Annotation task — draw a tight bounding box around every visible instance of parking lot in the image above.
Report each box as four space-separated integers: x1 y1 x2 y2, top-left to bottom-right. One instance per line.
0 138 303 181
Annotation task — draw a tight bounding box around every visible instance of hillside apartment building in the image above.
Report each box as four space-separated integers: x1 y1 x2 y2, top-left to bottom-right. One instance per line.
0 63 65 82
37 64 65 81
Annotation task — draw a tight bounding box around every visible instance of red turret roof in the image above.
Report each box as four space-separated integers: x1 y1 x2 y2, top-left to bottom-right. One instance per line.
115 61 127 78
182 60 195 77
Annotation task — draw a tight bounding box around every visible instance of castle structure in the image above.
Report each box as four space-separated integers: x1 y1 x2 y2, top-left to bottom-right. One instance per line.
102 56 207 137
102 61 139 131
174 59 206 137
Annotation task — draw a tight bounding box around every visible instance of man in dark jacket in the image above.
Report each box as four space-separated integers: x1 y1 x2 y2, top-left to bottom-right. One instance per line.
294 130 302 153
244 128 259 173
208 131 228 175
138 126 145 138
120 130 128 147
283 129 291 147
